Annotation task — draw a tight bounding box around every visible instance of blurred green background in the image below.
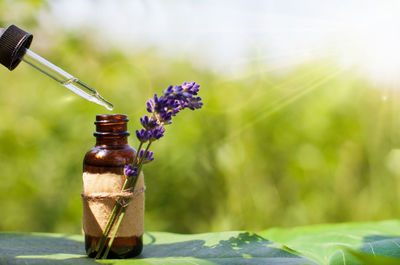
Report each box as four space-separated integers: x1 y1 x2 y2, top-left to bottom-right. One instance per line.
0 0 400 235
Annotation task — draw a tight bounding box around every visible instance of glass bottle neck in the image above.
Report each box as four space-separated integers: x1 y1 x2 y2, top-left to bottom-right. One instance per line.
95 135 129 146
94 114 130 147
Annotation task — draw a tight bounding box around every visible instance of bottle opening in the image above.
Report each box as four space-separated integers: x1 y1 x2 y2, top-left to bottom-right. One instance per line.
95 114 129 124
94 114 130 136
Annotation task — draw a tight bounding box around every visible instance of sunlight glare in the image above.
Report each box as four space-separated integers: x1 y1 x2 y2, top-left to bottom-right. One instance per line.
333 3 400 87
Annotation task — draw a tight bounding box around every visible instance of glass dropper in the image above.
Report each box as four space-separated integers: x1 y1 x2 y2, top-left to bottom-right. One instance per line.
0 25 114 111
22 49 114 110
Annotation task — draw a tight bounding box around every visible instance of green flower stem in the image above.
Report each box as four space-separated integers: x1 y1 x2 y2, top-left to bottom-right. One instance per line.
129 142 152 189
101 208 127 258
132 142 143 165
93 204 120 257
94 175 131 258
100 142 152 259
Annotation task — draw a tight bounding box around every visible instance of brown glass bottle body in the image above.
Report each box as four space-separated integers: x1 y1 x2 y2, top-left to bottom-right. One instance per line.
83 114 143 259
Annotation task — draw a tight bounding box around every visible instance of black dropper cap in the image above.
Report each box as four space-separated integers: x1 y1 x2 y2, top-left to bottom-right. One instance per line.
0 25 33 71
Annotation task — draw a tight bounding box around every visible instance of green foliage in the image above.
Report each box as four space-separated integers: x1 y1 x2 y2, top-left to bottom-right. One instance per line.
1 220 400 265
1 28 400 235
261 219 400 264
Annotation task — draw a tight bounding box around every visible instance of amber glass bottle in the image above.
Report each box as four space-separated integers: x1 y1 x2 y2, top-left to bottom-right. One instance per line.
82 114 144 259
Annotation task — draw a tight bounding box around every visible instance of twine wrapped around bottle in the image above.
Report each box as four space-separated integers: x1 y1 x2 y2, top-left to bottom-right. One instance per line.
81 172 145 237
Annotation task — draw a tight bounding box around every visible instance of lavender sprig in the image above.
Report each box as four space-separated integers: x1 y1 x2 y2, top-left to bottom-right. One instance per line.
146 82 203 126
95 82 203 259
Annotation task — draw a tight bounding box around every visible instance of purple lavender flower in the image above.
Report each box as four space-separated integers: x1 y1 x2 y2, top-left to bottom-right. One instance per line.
186 96 203 110
124 164 138 177
136 82 202 144
137 149 155 164
146 99 155 113
136 128 151 143
149 126 165 142
182 81 200 95
140 115 158 130
145 151 154 162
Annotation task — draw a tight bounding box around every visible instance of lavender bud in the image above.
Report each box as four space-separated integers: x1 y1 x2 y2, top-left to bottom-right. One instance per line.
153 94 159 104
137 149 155 164
165 85 174 95
139 149 145 157
150 126 165 142
124 164 138 177
140 115 158 130
146 151 155 162
146 99 155 113
136 128 151 143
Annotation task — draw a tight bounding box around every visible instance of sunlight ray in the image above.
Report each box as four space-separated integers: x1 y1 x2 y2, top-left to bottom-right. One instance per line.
227 66 345 139
208 61 339 115
251 65 340 116
229 46 326 71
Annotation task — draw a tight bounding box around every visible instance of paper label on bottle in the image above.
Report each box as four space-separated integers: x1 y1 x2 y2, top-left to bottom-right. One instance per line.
81 172 144 237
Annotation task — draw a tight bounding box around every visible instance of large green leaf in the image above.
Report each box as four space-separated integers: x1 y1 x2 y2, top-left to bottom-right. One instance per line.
0 231 316 265
261 219 400 265
1 220 400 265
329 236 400 265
